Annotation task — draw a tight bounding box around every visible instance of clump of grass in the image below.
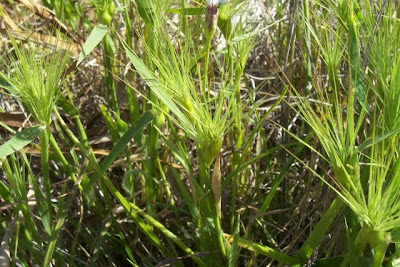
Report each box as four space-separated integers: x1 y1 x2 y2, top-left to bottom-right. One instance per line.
9 0 400 265
121 1 252 262
1 40 69 233
291 1 400 265
124 7 237 168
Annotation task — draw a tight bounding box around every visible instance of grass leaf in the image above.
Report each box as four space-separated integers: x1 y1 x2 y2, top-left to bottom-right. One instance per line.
83 111 153 191
228 215 241 267
224 233 298 265
0 125 44 159
77 25 108 66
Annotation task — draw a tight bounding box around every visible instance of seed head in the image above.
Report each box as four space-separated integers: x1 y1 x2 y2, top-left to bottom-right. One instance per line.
1 41 69 125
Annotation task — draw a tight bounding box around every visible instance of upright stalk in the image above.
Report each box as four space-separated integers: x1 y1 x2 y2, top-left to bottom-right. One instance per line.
43 182 68 267
146 28 159 213
122 0 133 48
230 52 245 231
40 124 52 231
203 40 212 101
199 157 227 262
103 36 119 115
295 197 344 264
303 0 312 92
203 2 218 101
372 241 389 267
181 0 188 36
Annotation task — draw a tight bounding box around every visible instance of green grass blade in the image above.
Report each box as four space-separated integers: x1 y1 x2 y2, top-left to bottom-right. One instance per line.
125 199 206 266
135 0 155 25
54 109 168 254
0 125 44 160
0 180 11 201
83 111 153 192
228 215 240 267
259 146 304 213
296 197 344 264
345 217 359 267
347 3 365 107
77 25 108 66
224 233 298 265
171 168 200 219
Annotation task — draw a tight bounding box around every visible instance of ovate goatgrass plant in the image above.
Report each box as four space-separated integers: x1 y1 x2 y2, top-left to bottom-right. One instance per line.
121 8 238 262
123 14 236 169
0 40 69 233
291 1 400 266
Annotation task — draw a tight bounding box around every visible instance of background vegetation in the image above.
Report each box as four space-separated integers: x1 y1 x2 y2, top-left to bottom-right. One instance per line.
0 0 399 266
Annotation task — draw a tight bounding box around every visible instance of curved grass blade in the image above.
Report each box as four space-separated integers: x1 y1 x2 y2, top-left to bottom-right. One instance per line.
83 111 153 192
224 233 298 265
55 108 205 264
295 197 344 264
347 4 366 108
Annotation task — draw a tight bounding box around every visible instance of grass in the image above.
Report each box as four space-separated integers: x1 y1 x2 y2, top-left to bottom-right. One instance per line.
1 0 400 266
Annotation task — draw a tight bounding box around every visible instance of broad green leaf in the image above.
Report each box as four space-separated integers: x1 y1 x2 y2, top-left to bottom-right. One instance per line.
77 25 108 66
0 126 44 159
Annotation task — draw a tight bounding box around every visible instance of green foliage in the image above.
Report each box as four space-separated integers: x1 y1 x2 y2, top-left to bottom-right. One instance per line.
1 41 69 125
292 1 400 265
4 0 400 266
